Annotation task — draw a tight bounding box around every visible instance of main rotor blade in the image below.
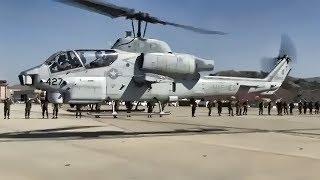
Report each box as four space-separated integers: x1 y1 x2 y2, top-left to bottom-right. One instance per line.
279 34 297 62
57 0 227 35
57 0 135 18
164 22 227 35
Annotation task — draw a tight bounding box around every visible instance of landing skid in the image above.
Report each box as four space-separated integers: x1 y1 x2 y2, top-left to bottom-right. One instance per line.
87 112 171 117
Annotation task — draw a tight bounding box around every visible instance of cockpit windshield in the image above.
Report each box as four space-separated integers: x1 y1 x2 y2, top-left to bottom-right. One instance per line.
46 51 83 73
75 50 118 69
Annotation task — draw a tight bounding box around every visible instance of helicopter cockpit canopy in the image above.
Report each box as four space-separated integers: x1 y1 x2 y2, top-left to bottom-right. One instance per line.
45 51 83 73
44 50 119 73
76 50 118 69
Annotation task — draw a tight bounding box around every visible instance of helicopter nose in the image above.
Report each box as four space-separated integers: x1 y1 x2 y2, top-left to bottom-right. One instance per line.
19 65 41 85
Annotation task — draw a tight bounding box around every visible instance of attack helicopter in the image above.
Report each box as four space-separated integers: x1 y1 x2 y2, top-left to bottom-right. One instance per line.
19 0 296 116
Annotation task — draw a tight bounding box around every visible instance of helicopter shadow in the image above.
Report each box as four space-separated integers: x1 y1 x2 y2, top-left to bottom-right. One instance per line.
0 126 226 141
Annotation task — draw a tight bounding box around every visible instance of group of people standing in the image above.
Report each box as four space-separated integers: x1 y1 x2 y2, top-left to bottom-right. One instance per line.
259 100 319 116
39 97 59 119
214 100 248 117
201 99 248 117
297 101 320 115
4 96 320 119
2 97 59 119
191 99 320 117
272 101 295 115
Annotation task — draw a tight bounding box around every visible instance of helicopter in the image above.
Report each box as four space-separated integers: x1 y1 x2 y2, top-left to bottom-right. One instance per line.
19 0 296 116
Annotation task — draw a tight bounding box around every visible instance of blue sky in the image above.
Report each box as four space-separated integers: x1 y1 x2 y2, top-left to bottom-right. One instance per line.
1 0 320 84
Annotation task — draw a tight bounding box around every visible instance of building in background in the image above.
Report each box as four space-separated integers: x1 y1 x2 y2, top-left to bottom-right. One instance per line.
8 85 42 103
0 80 8 101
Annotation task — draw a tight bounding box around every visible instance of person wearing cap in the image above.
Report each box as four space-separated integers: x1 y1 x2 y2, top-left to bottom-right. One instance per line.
207 100 213 116
25 98 33 119
190 98 197 117
289 102 295 115
242 100 248 115
3 97 12 119
267 101 272 115
41 96 49 119
258 101 264 115
298 101 303 115
52 103 59 119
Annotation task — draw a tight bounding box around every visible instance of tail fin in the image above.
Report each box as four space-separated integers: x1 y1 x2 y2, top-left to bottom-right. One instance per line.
264 34 296 84
264 59 291 83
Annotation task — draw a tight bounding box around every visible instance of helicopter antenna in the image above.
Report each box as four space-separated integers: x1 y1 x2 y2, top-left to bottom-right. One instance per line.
57 0 227 37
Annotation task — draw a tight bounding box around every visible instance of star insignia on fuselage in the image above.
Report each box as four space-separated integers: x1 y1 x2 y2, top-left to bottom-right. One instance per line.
106 68 120 79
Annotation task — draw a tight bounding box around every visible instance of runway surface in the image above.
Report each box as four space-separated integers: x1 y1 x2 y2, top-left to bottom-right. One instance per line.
1 103 320 180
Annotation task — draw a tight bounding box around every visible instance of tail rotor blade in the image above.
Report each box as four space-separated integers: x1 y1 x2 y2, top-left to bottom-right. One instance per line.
279 34 297 63
261 57 276 73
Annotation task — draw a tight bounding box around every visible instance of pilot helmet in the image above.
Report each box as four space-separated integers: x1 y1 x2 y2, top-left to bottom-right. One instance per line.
95 51 103 59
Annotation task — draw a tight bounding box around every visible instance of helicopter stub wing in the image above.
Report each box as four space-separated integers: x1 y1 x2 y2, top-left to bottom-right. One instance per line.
133 73 174 85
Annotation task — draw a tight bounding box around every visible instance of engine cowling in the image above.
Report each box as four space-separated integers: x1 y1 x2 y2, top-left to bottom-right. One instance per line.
142 53 214 76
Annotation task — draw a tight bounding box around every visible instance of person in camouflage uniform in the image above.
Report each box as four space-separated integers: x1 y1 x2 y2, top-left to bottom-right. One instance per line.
3 97 12 119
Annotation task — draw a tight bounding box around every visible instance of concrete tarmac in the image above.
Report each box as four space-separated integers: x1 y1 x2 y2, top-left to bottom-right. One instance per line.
1 103 320 180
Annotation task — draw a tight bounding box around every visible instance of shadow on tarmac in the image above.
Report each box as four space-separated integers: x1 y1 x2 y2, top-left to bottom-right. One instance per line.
0 126 227 140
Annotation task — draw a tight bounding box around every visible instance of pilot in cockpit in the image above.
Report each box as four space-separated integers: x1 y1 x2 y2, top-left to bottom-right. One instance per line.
69 52 82 68
88 51 104 68
57 54 71 71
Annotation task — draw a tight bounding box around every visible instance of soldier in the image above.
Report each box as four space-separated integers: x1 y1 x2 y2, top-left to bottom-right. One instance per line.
242 100 248 115
279 101 283 115
309 101 313 115
207 100 213 116
147 101 153 118
125 101 133 117
190 98 197 117
227 100 233 116
239 101 243 116
275 101 280 115
315 101 319 114
303 101 308 114
25 98 32 119
3 97 12 119
289 102 295 115
115 101 119 111
217 100 222 116
41 97 49 119
267 101 272 115
258 101 264 115
52 103 59 119
75 104 82 118
235 100 240 116
298 101 303 115
283 101 289 115
95 103 101 118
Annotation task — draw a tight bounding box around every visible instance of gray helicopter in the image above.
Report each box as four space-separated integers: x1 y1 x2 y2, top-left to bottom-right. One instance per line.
19 0 296 115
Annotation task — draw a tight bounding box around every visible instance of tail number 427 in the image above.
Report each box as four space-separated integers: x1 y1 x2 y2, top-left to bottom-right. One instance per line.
46 78 63 86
